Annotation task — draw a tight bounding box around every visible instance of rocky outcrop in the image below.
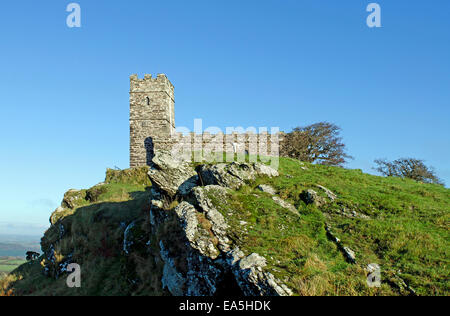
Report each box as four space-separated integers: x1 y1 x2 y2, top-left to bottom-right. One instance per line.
61 189 85 209
123 221 137 255
256 184 299 215
50 189 86 224
338 208 371 220
191 186 231 252
315 185 337 201
159 241 186 296
43 150 292 297
148 150 198 197
257 184 277 195
227 249 293 296
325 225 356 264
300 189 326 207
272 196 299 215
50 206 66 225
174 201 220 259
146 151 292 296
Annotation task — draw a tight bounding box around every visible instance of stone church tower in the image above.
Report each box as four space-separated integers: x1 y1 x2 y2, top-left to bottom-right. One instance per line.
129 74 175 167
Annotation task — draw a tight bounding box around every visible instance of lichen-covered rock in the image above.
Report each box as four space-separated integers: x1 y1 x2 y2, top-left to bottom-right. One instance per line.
159 241 186 296
185 253 223 296
197 162 279 189
191 186 231 252
158 239 225 296
154 188 293 296
272 196 299 215
227 250 293 296
257 184 277 195
326 225 356 264
174 202 220 259
254 163 279 178
338 208 371 220
61 189 86 209
343 247 356 264
123 221 136 254
315 185 338 201
239 253 268 269
366 263 380 274
148 150 198 197
300 189 326 207
50 206 68 225
40 158 296 297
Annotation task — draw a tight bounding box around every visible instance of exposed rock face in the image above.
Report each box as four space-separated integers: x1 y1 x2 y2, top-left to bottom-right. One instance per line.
160 241 186 296
50 206 67 225
257 184 277 195
342 247 356 264
315 185 337 201
338 208 371 220
45 149 292 297
197 162 279 190
366 263 380 274
145 151 292 296
272 196 299 215
147 150 198 197
123 219 147 255
257 184 299 215
50 189 86 224
300 189 326 207
191 186 231 252
227 250 293 296
174 202 220 259
325 225 356 264
123 221 136 255
253 163 279 178
61 189 85 209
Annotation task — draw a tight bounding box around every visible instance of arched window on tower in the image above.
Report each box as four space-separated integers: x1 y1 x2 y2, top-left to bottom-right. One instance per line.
146 96 150 105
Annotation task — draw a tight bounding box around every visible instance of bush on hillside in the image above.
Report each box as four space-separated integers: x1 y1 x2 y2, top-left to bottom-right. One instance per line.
374 158 444 185
280 122 352 166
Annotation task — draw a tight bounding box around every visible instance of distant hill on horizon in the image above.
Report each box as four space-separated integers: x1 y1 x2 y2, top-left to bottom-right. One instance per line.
0 235 41 258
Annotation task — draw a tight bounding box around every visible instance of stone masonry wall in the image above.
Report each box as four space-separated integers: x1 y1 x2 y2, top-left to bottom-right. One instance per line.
130 74 175 167
170 132 283 160
130 74 282 167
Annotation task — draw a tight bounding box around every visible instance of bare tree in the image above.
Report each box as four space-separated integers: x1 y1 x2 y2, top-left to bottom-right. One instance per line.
280 122 352 166
374 158 444 185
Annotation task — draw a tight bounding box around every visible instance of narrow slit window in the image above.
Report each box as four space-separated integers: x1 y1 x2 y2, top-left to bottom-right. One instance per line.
146 96 150 105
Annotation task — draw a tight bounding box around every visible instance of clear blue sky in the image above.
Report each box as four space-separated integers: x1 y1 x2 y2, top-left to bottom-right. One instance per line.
0 1 449 235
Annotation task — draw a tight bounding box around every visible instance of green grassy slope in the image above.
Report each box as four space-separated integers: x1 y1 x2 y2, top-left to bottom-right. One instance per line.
201 157 449 295
1 167 155 296
2 158 448 296
0 257 26 280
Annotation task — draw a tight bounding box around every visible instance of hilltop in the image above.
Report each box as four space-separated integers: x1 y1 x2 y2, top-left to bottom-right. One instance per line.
1 152 448 296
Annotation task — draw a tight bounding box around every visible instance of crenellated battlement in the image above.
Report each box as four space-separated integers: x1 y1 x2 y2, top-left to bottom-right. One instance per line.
170 131 284 140
130 74 174 101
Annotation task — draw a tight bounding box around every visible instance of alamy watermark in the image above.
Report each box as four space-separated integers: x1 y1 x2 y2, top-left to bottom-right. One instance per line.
66 3 81 28
66 263 81 288
171 119 280 170
65 3 380 29
366 3 382 28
